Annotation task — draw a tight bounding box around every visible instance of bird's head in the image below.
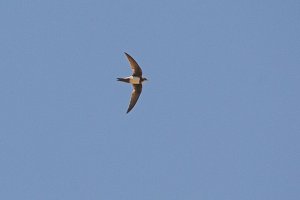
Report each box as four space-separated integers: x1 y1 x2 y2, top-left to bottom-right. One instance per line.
142 77 148 82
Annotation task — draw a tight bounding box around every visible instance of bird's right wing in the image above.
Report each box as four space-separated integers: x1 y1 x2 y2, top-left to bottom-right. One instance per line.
127 84 142 113
125 52 143 76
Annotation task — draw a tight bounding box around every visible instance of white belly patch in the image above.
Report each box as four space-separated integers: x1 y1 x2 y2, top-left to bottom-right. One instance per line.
129 76 140 84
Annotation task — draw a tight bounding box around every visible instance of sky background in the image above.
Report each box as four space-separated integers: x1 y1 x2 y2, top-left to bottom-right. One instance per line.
0 0 299 199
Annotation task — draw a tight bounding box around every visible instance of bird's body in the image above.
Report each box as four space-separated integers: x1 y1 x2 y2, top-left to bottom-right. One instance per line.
117 53 148 113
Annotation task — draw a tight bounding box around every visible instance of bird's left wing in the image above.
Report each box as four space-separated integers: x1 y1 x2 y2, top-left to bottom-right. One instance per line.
127 84 142 113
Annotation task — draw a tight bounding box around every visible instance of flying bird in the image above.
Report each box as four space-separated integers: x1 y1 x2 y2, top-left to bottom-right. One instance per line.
117 52 148 113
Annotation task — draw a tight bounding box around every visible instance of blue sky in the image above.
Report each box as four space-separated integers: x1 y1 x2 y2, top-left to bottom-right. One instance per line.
0 0 299 199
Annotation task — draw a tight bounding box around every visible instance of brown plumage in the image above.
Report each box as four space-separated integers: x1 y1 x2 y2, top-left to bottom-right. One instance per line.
117 52 148 113
127 84 142 113
124 52 143 77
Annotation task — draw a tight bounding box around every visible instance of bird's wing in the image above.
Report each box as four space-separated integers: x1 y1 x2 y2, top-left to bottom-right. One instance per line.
124 52 143 76
127 84 142 113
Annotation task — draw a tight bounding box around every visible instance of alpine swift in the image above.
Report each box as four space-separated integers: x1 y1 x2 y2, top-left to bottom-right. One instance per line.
117 52 148 113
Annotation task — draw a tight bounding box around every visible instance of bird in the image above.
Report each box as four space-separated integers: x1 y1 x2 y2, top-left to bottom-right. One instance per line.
117 52 148 113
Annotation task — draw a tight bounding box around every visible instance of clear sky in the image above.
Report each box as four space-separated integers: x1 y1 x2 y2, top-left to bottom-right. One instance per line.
0 0 299 199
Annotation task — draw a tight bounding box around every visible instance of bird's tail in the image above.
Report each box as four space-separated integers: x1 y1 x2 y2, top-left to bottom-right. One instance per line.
117 78 130 83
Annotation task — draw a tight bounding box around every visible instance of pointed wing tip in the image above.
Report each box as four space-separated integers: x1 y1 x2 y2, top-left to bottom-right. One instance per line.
124 52 131 59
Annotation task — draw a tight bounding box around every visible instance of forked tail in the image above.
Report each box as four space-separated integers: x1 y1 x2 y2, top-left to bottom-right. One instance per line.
117 78 130 83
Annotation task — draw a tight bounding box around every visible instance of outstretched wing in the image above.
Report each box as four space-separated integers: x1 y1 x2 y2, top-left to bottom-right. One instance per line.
127 84 142 113
124 52 143 76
